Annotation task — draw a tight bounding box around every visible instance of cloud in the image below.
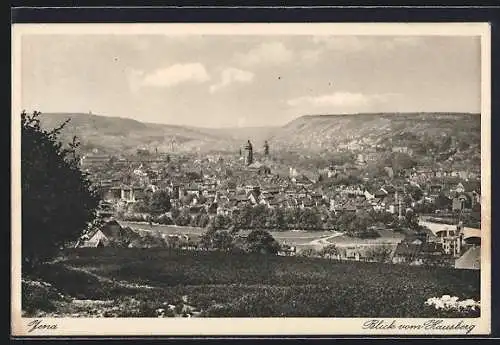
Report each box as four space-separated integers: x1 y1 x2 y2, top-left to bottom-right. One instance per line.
126 68 146 93
287 92 398 108
310 36 423 55
139 63 210 88
300 49 322 63
312 36 366 52
209 67 255 93
297 36 424 64
235 42 293 66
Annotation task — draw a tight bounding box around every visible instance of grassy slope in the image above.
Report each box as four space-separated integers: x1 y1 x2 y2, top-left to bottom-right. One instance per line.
36 112 481 159
37 113 238 154
23 248 480 318
271 112 481 153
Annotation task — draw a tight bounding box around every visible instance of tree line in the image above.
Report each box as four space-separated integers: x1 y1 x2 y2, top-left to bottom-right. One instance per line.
120 201 422 240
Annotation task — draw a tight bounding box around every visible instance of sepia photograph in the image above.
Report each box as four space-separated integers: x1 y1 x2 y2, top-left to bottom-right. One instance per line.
11 22 491 336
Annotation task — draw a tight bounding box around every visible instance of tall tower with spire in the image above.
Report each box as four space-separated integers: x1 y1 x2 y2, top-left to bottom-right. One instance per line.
244 140 253 166
170 138 176 152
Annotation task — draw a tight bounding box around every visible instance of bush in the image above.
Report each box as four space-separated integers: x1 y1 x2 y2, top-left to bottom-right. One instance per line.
22 279 62 315
246 230 281 254
297 248 319 257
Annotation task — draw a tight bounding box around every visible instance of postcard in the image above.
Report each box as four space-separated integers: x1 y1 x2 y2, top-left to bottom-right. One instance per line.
11 22 491 336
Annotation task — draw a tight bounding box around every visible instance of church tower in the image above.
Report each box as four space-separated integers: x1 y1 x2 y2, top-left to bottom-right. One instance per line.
244 140 253 166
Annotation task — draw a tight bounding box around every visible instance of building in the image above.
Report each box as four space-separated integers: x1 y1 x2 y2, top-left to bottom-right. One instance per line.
76 220 129 248
392 146 413 155
454 246 480 270
433 224 464 257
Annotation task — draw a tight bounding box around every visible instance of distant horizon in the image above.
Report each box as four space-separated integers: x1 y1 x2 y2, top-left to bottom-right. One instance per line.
35 110 482 129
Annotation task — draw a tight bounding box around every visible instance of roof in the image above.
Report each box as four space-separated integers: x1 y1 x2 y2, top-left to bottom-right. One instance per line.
93 220 125 239
247 190 260 199
394 243 421 257
295 175 312 184
374 189 388 197
248 161 263 169
455 246 480 270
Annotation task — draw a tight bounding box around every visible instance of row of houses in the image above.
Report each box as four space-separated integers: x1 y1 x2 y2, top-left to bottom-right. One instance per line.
295 225 480 270
94 173 481 224
78 218 480 270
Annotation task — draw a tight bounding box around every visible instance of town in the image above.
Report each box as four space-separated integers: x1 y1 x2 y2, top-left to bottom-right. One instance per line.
17 29 486 324
76 137 481 270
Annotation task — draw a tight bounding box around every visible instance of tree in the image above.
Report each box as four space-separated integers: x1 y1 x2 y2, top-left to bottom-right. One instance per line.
21 111 100 271
212 230 234 251
299 207 322 230
197 213 210 228
174 208 191 226
319 244 339 258
390 152 417 173
149 190 171 215
346 210 380 239
131 199 149 213
365 245 393 263
404 208 419 230
297 248 318 257
214 214 231 230
246 229 281 254
406 185 423 201
199 231 213 250
435 193 452 211
274 207 287 230
170 207 180 220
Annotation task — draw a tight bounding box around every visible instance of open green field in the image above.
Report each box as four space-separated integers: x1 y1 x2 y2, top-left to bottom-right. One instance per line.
23 248 480 318
120 221 335 245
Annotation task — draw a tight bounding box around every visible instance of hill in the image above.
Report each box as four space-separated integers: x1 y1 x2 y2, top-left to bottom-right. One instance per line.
23 248 480 318
38 113 240 155
268 112 481 170
37 112 481 168
271 112 480 151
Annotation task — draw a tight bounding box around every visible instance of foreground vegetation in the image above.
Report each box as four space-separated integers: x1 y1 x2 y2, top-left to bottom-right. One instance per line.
23 248 480 318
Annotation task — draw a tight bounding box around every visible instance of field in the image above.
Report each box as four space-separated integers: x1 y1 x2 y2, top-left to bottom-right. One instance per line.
23 248 480 318
120 221 335 245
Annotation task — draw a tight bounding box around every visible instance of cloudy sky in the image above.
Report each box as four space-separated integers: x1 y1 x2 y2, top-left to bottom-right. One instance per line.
21 34 480 128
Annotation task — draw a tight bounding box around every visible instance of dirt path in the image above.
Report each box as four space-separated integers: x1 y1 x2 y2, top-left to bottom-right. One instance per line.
307 232 344 247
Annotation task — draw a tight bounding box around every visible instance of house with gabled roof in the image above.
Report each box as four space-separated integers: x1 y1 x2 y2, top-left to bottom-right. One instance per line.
293 174 313 187
77 220 140 248
454 246 480 270
247 190 260 205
